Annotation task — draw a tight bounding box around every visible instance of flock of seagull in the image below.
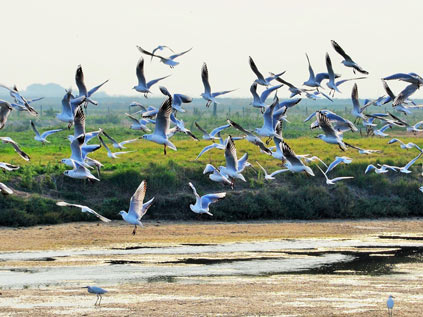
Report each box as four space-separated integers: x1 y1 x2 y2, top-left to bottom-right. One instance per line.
0 41 411 308
1 40 423 230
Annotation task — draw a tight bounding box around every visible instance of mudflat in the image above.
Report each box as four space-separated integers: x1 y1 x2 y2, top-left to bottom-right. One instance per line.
0 219 422 316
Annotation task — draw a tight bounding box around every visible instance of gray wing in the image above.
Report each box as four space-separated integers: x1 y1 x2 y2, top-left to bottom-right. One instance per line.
137 45 165 60
325 53 335 81
126 113 141 124
0 137 30 161
169 47 192 60
326 157 343 173
196 143 221 160
0 182 13 195
261 84 282 103
316 111 337 137
237 153 249 172
188 182 200 199
201 63 211 94
281 141 302 167
87 80 109 97
70 134 85 161
41 128 63 139
393 83 419 106
211 89 236 98
30 120 41 137
305 53 315 80
227 119 252 136
147 75 171 89
201 193 226 209
101 130 119 146
74 107 85 137
404 153 422 170
0 101 12 129
195 122 209 136
224 136 238 171
75 65 87 96
140 197 154 218
249 56 265 81
210 124 230 137
336 77 366 87
154 97 172 138
128 180 147 219
351 83 361 113
136 58 147 87
331 40 352 61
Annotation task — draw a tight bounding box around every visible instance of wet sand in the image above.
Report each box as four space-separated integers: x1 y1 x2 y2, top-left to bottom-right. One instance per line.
0 219 423 316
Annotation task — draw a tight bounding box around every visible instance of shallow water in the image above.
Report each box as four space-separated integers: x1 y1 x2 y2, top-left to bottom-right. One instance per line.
0 235 422 289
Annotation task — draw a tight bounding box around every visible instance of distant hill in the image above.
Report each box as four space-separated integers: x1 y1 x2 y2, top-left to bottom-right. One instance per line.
1 83 110 98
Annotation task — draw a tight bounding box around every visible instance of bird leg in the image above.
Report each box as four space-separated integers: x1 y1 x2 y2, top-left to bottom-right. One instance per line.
95 294 99 306
98 295 102 306
265 137 272 145
132 225 137 235
163 144 167 155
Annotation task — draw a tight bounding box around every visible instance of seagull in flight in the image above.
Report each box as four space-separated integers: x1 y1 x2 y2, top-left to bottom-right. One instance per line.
188 182 226 216
196 133 244 160
388 138 422 151
159 86 192 113
326 156 353 173
101 130 138 149
75 65 108 106
64 161 99 181
220 136 248 185
151 45 174 60
281 141 315 176
250 82 282 110
133 57 171 97
249 56 285 86
203 164 232 187
30 121 62 145
303 53 323 89
56 201 111 222
0 101 12 130
125 113 153 132
316 165 354 185
315 111 347 151
227 119 272 155
195 122 230 141
0 84 38 116
0 162 19 171
201 62 236 107
99 135 133 159
365 164 397 174
256 161 289 180
0 137 30 161
142 97 176 155
118 180 154 235
331 40 369 74
138 45 192 68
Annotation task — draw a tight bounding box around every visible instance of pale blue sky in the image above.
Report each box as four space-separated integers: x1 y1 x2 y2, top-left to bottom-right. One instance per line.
1 0 422 98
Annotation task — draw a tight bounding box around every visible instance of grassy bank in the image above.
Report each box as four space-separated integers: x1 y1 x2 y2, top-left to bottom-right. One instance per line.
1 135 423 226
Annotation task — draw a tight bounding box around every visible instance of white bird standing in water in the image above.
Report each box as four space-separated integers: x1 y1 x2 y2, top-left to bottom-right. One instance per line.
82 286 108 306
188 182 226 216
387 295 394 317
118 180 155 235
